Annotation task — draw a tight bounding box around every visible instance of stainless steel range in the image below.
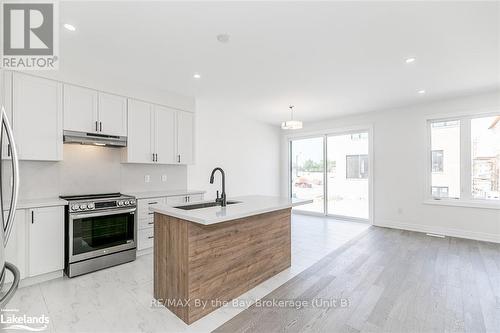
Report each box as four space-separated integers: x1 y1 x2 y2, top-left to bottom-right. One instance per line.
60 193 137 277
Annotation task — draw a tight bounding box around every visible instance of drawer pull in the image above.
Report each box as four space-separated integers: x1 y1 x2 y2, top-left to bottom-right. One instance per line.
148 236 154 239
148 202 158 205
148 212 154 215
148 222 154 225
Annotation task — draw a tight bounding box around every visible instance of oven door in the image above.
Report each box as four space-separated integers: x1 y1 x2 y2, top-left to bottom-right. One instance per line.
68 208 136 263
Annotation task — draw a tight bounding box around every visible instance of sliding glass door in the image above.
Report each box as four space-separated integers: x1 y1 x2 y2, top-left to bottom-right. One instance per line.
326 132 369 219
290 137 325 213
290 130 370 220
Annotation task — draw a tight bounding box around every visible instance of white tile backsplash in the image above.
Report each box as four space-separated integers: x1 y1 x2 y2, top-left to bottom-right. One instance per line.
4 144 187 200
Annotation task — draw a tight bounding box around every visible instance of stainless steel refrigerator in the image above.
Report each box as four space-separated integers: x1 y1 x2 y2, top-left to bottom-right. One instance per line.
0 106 20 307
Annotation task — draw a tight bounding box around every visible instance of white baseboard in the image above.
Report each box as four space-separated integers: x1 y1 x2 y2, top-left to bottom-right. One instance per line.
375 219 500 243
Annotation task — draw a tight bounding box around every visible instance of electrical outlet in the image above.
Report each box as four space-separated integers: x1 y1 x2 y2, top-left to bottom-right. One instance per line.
144 175 151 183
161 174 167 182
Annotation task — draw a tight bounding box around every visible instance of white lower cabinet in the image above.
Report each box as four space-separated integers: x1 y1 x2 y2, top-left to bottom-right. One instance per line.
3 209 27 282
136 194 204 252
3 206 64 281
28 206 64 277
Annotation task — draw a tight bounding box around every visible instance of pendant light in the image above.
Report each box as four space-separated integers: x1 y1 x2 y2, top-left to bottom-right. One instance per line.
281 105 303 130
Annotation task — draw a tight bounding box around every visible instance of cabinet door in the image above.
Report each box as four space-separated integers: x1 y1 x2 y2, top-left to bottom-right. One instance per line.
176 111 194 164
1 71 13 160
28 206 64 276
154 105 175 164
165 195 187 206
63 84 98 133
126 99 154 163
12 73 63 161
3 209 27 281
98 92 127 136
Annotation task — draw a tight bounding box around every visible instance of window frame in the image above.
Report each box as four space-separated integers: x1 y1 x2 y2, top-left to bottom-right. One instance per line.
425 111 500 209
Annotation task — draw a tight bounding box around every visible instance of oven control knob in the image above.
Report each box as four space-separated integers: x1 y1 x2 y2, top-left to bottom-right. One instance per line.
118 201 123 206
87 203 93 209
71 204 79 211
125 200 130 205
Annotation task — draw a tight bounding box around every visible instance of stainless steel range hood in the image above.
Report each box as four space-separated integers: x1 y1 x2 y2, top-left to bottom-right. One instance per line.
63 131 127 147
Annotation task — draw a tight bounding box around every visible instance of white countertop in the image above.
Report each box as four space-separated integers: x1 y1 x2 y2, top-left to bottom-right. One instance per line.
3 197 67 210
123 189 206 200
149 195 312 225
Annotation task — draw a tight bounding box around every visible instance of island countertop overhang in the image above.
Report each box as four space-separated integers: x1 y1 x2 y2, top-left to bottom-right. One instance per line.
149 195 312 225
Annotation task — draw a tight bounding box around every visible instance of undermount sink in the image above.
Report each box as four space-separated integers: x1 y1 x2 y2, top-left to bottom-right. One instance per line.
174 201 241 210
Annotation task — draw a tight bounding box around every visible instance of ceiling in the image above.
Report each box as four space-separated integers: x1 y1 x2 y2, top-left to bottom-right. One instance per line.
58 1 500 125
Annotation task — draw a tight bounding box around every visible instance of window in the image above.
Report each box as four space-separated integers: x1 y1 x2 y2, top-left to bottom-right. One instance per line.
346 154 368 179
431 150 444 172
430 120 460 199
471 116 500 200
428 115 500 202
432 186 449 198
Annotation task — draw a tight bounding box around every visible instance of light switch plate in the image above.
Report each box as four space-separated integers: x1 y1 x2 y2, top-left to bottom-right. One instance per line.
144 175 151 183
161 175 167 182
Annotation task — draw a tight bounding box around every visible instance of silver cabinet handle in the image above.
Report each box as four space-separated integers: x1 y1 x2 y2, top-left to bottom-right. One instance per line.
1 106 19 246
99 121 102 132
148 222 154 225
95 121 98 132
152 153 155 162
178 155 181 163
148 236 154 239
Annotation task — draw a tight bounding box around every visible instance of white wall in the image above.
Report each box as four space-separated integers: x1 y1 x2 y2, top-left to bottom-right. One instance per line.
281 91 500 242
188 100 281 199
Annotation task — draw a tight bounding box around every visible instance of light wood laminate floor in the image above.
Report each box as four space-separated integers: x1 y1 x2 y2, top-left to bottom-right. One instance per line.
215 227 500 333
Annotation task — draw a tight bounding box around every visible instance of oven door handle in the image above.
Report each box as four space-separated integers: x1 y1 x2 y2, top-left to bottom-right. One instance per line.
71 208 136 219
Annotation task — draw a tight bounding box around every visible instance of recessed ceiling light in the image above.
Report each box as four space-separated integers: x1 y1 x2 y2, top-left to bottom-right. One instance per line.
405 57 416 64
418 90 426 94
63 23 76 31
216 34 230 43
193 73 201 79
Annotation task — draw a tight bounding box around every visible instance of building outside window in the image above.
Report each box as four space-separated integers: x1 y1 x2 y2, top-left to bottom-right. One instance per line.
431 150 444 172
428 115 500 201
346 154 368 179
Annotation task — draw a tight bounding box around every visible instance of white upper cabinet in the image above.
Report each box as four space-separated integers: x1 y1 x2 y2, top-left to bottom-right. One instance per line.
124 99 194 165
98 92 127 136
125 99 154 163
176 111 194 164
154 105 176 164
63 84 98 133
12 73 63 161
63 84 127 136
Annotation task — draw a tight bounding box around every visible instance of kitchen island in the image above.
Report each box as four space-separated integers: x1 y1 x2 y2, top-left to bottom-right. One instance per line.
149 195 311 324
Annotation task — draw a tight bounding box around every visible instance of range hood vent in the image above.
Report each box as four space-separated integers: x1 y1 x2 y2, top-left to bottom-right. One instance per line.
63 131 127 147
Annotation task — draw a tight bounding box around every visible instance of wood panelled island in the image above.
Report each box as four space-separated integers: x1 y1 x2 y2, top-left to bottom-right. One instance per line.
149 195 311 324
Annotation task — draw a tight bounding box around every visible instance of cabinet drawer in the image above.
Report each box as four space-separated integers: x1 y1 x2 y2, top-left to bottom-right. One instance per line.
138 214 155 230
137 227 154 251
137 197 165 218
